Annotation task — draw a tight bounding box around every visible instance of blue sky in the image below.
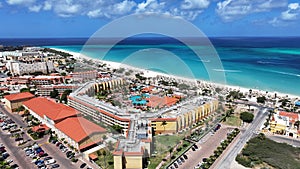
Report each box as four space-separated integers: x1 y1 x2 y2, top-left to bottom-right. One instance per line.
0 0 300 38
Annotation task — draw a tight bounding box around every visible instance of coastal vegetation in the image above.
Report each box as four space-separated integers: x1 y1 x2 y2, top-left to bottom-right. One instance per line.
240 112 254 123
236 134 300 169
43 48 72 58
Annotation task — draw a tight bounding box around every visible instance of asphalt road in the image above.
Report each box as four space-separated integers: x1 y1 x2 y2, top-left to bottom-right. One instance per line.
0 130 32 169
214 107 268 169
0 105 33 169
176 127 232 169
268 135 300 147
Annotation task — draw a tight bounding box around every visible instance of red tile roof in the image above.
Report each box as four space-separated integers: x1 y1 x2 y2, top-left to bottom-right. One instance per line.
23 97 79 121
32 124 50 132
4 92 35 102
55 116 106 143
89 153 98 160
279 111 299 123
146 96 178 108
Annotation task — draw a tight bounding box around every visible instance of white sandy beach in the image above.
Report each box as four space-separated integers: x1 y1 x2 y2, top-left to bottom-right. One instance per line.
51 47 299 99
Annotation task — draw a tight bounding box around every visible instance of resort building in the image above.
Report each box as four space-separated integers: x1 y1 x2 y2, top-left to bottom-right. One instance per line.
23 97 80 127
53 116 106 153
270 111 300 138
5 61 54 75
65 79 218 169
68 79 130 130
113 119 152 169
69 70 98 82
23 97 107 157
31 75 65 85
3 92 35 112
150 99 219 134
6 76 32 85
36 84 78 96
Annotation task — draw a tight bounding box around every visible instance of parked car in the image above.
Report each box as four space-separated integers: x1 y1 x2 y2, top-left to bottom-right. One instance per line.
51 164 59 168
180 157 185 162
25 150 33 156
80 163 87 168
174 162 179 168
44 156 52 161
177 159 182 165
10 164 19 169
2 152 9 159
183 154 188 159
45 159 56 165
6 159 13 163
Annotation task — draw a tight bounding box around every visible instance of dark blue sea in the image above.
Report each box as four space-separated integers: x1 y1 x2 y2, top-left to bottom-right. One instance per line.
1 37 300 96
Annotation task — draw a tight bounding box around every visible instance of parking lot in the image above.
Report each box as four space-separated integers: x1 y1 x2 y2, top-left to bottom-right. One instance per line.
0 104 95 169
167 126 233 169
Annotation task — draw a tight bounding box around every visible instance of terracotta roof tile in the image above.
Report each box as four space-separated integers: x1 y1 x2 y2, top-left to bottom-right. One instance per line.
55 116 106 143
4 92 35 101
23 97 79 121
279 111 299 123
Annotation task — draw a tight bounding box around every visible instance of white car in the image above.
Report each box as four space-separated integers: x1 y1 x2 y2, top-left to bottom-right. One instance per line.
31 158 39 163
6 159 13 163
45 159 56 165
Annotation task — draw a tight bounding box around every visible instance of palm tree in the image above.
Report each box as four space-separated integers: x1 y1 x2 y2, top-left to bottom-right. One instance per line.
102 150 107 169
161 121 167 133
168 146 172 161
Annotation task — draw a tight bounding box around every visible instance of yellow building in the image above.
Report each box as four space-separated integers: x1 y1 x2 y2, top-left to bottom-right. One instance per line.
150 100 218 135
113 119 151 169
3 92 35 112
150 118 177 134
270 114 288 134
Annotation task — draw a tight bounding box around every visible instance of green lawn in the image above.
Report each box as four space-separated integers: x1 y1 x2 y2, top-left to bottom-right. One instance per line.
95 151 114 169
155 134 183 151
148 133 189 169
236 134 300 169
223 115 241 127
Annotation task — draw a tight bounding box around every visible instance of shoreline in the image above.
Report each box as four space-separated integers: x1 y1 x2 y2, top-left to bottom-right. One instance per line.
50 47 299 99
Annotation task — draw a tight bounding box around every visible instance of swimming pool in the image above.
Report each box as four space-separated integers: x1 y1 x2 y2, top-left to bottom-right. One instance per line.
130 94 149 105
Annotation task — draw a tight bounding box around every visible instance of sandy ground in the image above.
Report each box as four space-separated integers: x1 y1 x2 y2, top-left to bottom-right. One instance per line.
50 47 300 99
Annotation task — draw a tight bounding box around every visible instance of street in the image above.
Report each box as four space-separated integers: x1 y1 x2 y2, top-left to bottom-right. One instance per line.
176 126 234 169
0 104 93 169
214 107 268 169
267 135 300 147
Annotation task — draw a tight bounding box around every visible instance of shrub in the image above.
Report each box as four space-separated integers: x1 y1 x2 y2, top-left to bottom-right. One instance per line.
71 158 78 163
236 154 253 168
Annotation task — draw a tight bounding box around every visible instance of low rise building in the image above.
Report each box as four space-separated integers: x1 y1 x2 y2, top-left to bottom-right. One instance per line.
3 92 35 112
23 97 107 157
270 111 300 138
36 84 77 96
69 70 98 82
31 75 65 85
6 61 54 75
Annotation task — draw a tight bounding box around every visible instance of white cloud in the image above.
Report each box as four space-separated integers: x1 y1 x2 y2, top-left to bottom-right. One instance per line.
54 3 81 17
181 0 210 10
4 0 211 21
280 3 299 20
269 3 300 27
87 9 102 18
136 0 165 13
28 4 41 12
6 0 36 5
43 1 52 11
112 0 137 15
216 0 287 22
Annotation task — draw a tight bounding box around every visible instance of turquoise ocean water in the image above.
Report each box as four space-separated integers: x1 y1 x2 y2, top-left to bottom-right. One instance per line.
42 37 300 96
